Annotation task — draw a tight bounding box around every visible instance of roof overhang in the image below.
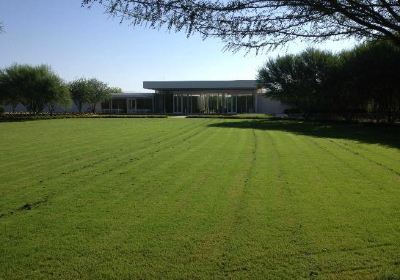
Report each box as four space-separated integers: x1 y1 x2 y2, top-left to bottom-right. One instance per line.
111 92 153 98
143 80 258 91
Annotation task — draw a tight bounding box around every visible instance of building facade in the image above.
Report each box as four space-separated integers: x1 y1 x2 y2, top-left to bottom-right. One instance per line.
100 80 288 114
3 80 288 115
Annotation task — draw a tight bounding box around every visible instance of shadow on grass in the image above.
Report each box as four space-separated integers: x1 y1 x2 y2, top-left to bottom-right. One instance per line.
208 119 400 150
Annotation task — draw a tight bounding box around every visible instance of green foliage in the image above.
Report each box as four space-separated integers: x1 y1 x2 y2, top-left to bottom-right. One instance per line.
82 1 400 52
69 78 116 113
1 67 119 114
257 41 400 123
257 49 336 116
0 64 71 114
69 78 90 113
0 67 23 112
86 78 112 113
351 41 400 123
107 86 123 94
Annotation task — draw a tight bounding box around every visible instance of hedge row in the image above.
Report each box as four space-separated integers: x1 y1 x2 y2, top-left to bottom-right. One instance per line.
0 114 168 122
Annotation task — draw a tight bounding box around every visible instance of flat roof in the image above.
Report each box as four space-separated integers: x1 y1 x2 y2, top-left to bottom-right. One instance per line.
111 92 153 98
143 80 257 91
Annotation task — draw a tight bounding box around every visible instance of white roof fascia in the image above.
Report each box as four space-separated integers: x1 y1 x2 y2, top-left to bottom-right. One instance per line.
143 80 258 90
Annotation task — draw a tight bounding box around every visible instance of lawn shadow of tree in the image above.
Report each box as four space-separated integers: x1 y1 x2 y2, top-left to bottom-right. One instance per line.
208 119 400 150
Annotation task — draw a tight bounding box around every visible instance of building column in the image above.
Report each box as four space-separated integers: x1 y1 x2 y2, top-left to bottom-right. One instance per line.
253 90 258 113
152 95 154 113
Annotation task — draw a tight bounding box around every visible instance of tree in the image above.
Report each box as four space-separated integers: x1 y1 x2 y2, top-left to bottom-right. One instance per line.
69 78 90 113
0 68 22 112
47 86 71 115
108 87 123 94
69 78 119 113
257 41 400 122
257 48 335 116
82 0 400 52
0 64 70 114
328 51 369 121
350 41 400 123
86 78 112 113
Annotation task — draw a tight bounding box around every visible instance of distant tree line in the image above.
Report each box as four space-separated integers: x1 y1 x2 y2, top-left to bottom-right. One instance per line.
0 64 122 114
257 40 400 123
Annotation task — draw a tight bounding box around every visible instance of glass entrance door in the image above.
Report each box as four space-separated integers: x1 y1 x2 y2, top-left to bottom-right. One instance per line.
173 95 183 114
226 95 237 114
130 99 136 113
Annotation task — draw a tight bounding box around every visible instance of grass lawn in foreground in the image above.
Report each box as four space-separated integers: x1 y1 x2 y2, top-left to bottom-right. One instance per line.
0 118 399 279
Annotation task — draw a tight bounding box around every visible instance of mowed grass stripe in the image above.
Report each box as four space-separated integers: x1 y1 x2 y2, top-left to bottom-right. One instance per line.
99 124 253 278
289 135 399 227
306 135 400 195
0 118 210 215
326 138 400 177
333 138 400 165
0 118 205 172
285 133 400 278
1 118 399 280
0 119 217 215
0 118 210 181
0 118 219 221
0 122 247 278
0 119 211 190
0 120 225 278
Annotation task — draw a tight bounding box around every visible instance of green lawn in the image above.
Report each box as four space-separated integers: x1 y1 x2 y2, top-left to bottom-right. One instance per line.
1 118 399 279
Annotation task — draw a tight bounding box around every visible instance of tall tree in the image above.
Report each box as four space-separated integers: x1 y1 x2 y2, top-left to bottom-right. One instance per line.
0 64 70 114
0 68 22 112
69 78 119 113
257 49 335 116
69 78 90 113
328 50 370 121
86 78 112 113
82 0 400 52
47 86 71 115
350 41 400 123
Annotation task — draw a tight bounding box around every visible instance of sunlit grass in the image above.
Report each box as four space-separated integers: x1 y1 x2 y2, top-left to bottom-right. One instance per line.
1 118 399 279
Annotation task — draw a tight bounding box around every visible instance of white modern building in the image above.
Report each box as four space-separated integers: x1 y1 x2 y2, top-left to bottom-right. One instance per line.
101 80 288 114
3 80 288 115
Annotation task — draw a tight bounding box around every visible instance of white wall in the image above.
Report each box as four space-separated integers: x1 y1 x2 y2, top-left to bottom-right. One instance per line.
256 94 289 114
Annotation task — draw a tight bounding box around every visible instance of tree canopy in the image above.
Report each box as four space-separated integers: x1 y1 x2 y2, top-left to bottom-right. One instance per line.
257 40 400 122
69 78 91 113
86 78 112 113
0 64 70 114
257 49 336 115
82 0 400 52
108 87 123 94
69 77 115 113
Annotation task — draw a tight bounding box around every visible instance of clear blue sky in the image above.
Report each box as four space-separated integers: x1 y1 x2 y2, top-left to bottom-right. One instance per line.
0 0 357 92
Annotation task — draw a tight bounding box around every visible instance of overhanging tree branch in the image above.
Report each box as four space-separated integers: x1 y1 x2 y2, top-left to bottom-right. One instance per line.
82 0 400 52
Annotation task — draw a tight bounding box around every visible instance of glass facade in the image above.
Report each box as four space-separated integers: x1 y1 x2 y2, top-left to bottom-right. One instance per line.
101 90 255 114
101 97 153 114
153 91 255 114
101 98 127 114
